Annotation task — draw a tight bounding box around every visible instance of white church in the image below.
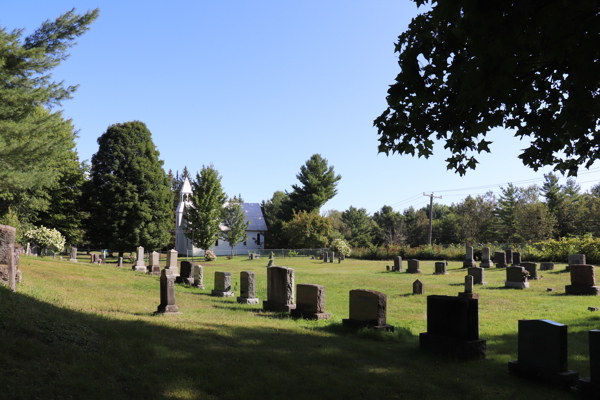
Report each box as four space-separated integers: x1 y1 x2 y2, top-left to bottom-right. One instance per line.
175 178 267 256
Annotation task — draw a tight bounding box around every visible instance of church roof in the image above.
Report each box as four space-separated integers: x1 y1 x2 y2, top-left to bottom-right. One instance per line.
181 177 192 194
241 203 268 231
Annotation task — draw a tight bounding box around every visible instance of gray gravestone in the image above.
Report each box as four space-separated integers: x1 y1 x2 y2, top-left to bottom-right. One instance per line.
463 246 477 268
176 261 193 283
329 252 334 263
7 243 16 292
540 262 554 271
434 261 448 275
212 271 234 297
237 271 259 304
156 269 180 314
133 246 146 272
69 246 77 262
394 256 403 272
480 247 493 268
419 295 486 360
291 284 331 319
569 254 586 266
1 225 17 289
407 259 421 274
323 252 328 263
505 249 514 265
506 266 529 289
513 251 522 266
468 267 486 285
521 262 538 280
413 279 424 295
26 242 31 256
263 266 296 312
459 275 478 299
342 289 394 331
91 254 96 263
508 319 578 386
118 257 124 267
166 249 178 274
565 264 600 295
578 329 600 395
192 264 204 289
495 251 508 268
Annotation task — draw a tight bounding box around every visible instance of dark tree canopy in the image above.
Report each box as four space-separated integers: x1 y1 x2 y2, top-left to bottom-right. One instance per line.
86 121 173 253
375 0 599 176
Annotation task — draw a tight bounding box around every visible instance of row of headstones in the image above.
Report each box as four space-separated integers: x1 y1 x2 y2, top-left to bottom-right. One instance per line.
321 252 345 263
386 257 436 273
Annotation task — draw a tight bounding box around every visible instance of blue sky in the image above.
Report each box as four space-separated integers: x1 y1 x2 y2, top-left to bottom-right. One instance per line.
3 1 599 214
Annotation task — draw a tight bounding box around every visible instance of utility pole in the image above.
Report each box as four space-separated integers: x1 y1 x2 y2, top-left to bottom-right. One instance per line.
423 193 442 245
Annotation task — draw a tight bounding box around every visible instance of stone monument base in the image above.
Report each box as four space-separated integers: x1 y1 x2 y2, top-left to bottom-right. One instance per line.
505 281 529 289
263 301 296 312
578 377 600 397
508 361 579 387
458 292 479 299
434 271 448 275
480 262 493 268
565 285 600 295
175 276 193 284
496 263 508 268
291 309 331 320
132 265 147 272
148 266 161 276
463 261 477 268
211 290 235 297
341 318 395 332
155 304 181 315
68 258 77 263
192 283 205 289
419 332 486 360
237 297 259 305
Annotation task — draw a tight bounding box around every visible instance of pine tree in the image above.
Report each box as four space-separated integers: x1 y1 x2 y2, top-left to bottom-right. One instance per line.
86 121 173 255
183 165 227 251
495 184 521 243
220 199 249 255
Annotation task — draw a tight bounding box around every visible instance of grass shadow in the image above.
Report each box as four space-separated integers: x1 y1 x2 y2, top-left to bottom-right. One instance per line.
212 305 263 313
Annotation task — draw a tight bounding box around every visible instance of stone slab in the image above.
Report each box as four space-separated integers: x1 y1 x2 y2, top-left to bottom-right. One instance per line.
424 295 480 341
296 283 326 314
211 290 235 297
570 264 596 286
347 289 388 326
407 259 421 274
540 262 554 271
156 269 180 315
214 271 232 292
515 319 570 373
468 267 486 285
147 266 161 276
240 271 256 299
434 262 448 275
505 281 529 289
264 266 295 311
236 297 259 304
565 285 600 295
262 301 296 312
521 262 538 280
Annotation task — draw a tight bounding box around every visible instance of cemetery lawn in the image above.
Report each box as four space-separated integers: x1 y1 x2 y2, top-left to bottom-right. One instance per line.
2 256 598 400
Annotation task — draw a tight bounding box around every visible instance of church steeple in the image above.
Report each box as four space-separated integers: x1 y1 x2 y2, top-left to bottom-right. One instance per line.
180 177 192 203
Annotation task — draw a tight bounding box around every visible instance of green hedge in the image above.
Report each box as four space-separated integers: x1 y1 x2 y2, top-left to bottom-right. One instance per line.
350 236 600 264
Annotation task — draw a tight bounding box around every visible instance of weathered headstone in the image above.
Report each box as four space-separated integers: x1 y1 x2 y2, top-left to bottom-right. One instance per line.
521 262 538 280
463 246 477 268
508 319 578 386
237 271 259 304
342 289 394 331
7 243 16 292
513 251 522 266
407 259 421 274
291 284 331 319
394 256 404 272
155 269 180 314
26 242 31 256
1 225 19 288
323 252 328 263
133 246 146 272
567 254 586 272
212 271 234 297
505 266 530 289
166 249 178 274
578 330 600 396
192 264 204 289
540 262 554 271
175 261 193 283
90 253 96 263
434 261 448 275
263 266 296 312
565 264 600 295
459 275 479 299
118 257 124 267
480 247 493 268
413 279 424 295
329 251 334 263
69 246 77 262
468 267 486 285
494 251 508 268
419 295 486 360
505 249 514 266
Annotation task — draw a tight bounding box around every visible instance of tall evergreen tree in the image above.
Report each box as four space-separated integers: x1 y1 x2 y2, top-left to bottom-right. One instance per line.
495 184 521 243
86 121 173 255
261 191 289 248
282 154 341 220
220 198 250 255
341 206 373 248
183 165 227 251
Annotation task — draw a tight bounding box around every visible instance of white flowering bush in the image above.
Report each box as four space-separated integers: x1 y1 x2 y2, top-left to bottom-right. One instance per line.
204 250 217 261
330 238 352 257
25 226 66 253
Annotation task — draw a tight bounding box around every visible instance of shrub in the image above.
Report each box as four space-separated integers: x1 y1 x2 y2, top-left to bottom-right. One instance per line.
24 226 66 254
330 239 352 257
204 250 216 261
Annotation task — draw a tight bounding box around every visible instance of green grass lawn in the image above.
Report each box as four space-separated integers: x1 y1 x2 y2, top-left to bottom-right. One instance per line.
1 255 598 400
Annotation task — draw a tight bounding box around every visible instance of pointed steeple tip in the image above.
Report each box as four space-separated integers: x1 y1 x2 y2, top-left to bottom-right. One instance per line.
181 177 192 194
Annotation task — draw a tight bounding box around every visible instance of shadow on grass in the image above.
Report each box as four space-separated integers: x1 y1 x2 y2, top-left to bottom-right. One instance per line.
212 305 263 313
0 285 590 400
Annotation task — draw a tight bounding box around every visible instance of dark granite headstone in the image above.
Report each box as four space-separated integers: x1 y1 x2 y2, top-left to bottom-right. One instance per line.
565 264 599 295
505 249 514 265
156 269 180 314
291 284 331 319
407 259 421 274
505 266 529 289
434 261 448 275
495 251 508 268
521 262 538 280
540 262 554 271
323 252 328 263
419 295 486 360
508 319 578 386
342 289 394 331
176 261 193 283
463 246 477 268
578 330 600 396
413 279 424 295
468 267 486 285
394 256 403 272
480 247 493 268
513 251 522 266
